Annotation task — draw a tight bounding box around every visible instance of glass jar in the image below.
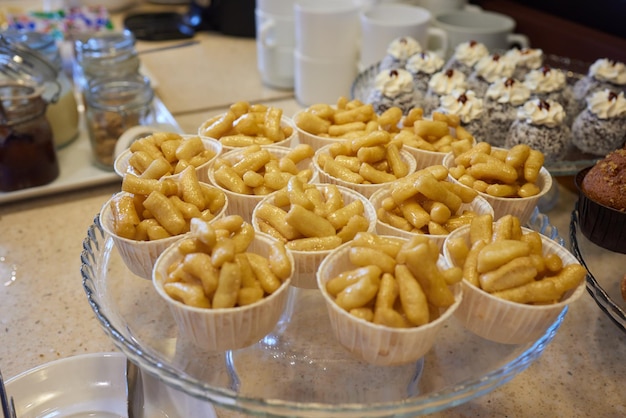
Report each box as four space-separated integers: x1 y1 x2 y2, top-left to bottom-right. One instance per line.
0 31 80 148
0 82 59 192
85 74 155 170
75 30 140 87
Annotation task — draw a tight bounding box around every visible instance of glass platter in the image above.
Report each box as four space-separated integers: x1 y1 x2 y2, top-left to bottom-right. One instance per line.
81 208 569 417
350 54 601 177
569 208 626 333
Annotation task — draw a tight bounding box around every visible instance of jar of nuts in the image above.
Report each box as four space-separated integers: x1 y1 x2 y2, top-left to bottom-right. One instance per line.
85 74 155 169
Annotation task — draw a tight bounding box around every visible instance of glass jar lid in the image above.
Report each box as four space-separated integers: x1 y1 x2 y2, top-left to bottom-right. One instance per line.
0 36 61 103
0 30 62 71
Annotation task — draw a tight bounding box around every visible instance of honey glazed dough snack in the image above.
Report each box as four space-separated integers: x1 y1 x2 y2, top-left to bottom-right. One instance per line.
159 215 292 309
111 165 226 241
446 213 587 304
198 101 294 147
294 97 379 139
324 232 462 328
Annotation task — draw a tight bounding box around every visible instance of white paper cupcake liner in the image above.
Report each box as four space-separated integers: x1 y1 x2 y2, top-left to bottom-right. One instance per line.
317 237 462 366
153 234 293 351
442 225 587 344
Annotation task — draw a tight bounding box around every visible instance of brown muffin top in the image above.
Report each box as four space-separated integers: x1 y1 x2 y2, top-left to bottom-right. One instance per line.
582 148 626 211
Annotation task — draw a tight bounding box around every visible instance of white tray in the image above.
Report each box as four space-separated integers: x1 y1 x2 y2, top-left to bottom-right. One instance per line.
0 97 180 205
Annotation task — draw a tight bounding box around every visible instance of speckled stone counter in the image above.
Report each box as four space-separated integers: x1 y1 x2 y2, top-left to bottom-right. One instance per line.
0 2 625 417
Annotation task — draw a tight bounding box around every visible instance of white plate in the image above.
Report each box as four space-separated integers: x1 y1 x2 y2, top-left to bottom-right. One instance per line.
6 352 217 418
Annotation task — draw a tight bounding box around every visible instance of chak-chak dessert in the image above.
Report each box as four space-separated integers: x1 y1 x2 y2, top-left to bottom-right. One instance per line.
483 77 531 147
572 89 626 156
505 98 571 163
367 68 419 115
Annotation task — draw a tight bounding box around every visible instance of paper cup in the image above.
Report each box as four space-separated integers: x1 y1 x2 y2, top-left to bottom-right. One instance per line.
443 225 586 344
153 234 293 351
317 237 462 366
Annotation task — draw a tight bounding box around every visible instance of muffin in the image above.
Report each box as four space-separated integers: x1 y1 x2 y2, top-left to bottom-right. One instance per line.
576 148 626 254
466 52 516 98
573 58 626 103
444 40 490 77
523 65 577 125
422 68 468 115
505 98 571 163
483 77 532 146
434 89 487 142
367 68 420 115
317 232 462 365
379 36 423 71
504 47 544 80
153 216 293 351
572 89 626 156
443 214 587 344
405 51 445 96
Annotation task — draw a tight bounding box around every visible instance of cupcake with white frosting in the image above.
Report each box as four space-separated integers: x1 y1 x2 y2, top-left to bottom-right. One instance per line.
573 58 626 103
422 68 467 115
367 68 419 115
483 77 531 146
434 88 486 141
467 53 517 97
523 65 577 125
405 51 445 95
505 98 571 163
379 36 422 71
505 47 544 80
572 89 626 156
444 40 490 76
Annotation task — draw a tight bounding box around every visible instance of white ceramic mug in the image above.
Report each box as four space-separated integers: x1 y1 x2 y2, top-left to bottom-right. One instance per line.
256 0 297 16
294 0 361 59
294 50 359 107
255 9 295 88
359 3 448 69
413 0 468 15
432 10 530 58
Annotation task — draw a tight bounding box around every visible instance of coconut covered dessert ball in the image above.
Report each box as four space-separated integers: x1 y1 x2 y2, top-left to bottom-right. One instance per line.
467 52 517 98
505 98 571 163
572 89 626 156
405 51 445 95
573 58 626 104
504 47 544 80
379 36 423 71
367 68 421 115
483 77 532 146
523 65 578 126
444 40 490 77
422 68 468 115
434 89 487 142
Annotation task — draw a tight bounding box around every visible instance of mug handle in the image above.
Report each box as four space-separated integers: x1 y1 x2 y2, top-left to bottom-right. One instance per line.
507 33 530 49
425 26 448 58
259 18 277 48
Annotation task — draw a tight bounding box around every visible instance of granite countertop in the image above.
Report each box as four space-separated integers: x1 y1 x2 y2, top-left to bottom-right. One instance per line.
0 2 625 417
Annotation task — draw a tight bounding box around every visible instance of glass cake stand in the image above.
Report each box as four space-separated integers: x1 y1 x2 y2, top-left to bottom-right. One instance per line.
81 208 566 417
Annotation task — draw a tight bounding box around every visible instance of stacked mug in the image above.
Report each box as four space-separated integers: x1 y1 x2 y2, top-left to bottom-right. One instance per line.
255 0 297 89
293 0 362 106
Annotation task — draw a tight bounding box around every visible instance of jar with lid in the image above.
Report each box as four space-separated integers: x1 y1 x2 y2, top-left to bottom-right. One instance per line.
0 82 59 192
85 74 155 169
75 29 140 87
0 31 80 148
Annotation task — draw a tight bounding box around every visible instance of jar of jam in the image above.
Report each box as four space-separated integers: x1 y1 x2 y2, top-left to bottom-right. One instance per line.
0 31 80 148
85 74 155 169
0 82 59 192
